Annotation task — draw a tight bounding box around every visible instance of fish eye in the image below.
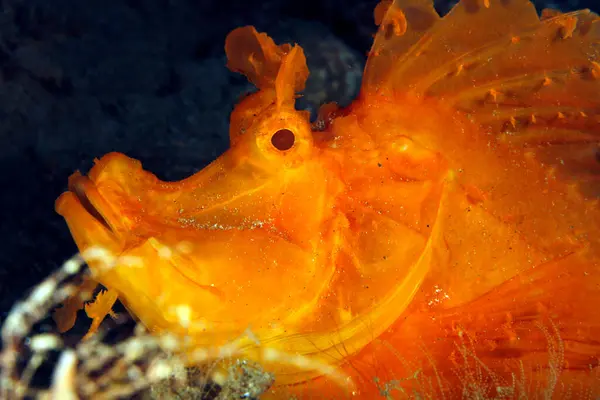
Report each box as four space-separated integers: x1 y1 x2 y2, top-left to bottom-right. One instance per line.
270 128 295 151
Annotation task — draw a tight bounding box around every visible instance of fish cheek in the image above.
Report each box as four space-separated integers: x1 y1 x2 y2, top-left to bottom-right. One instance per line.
114 230 335 338
90 237 226 336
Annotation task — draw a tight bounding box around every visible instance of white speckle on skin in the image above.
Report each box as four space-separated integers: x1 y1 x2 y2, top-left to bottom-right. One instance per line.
176 241 193 254
158 245 172 259
262 347 278 362
121 255 144 268
83 246 114 263
174 304 192 328
427 285 450 306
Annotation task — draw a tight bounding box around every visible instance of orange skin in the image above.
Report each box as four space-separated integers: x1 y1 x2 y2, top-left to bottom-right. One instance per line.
54 0 600 397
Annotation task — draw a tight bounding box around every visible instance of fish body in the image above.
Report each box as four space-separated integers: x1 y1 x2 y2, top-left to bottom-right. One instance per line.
55 0 600 397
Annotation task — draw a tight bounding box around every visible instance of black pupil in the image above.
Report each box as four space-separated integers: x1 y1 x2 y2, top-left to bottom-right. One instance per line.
271 129 295 151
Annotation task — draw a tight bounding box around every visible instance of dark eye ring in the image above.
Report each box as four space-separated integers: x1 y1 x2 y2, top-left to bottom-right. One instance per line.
270 129 295 151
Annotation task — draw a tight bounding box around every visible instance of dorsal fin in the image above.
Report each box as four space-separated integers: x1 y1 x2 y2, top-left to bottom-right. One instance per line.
363 0 545 95
364 0 441 93
363 0 600 198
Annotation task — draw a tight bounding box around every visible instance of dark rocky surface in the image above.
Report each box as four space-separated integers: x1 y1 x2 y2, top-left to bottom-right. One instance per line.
0 0 597 321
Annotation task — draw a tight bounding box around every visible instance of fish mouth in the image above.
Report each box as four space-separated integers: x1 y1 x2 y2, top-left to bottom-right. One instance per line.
68 173 113 233
55 171 124 254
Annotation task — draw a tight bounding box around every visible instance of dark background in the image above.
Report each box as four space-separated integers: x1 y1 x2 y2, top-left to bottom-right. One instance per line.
0 0 598 321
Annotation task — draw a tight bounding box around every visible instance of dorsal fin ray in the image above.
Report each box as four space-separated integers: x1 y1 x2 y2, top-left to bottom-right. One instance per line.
363 0 441 93
363 0 541 95
363 0 600 198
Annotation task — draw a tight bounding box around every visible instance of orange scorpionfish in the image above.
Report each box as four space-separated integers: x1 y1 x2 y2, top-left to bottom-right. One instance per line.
54 0 600 398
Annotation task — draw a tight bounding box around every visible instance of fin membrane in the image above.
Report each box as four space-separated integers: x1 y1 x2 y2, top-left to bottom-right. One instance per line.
363 0 600 197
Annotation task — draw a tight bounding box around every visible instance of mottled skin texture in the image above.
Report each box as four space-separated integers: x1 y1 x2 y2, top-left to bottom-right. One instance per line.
55 0 600 397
